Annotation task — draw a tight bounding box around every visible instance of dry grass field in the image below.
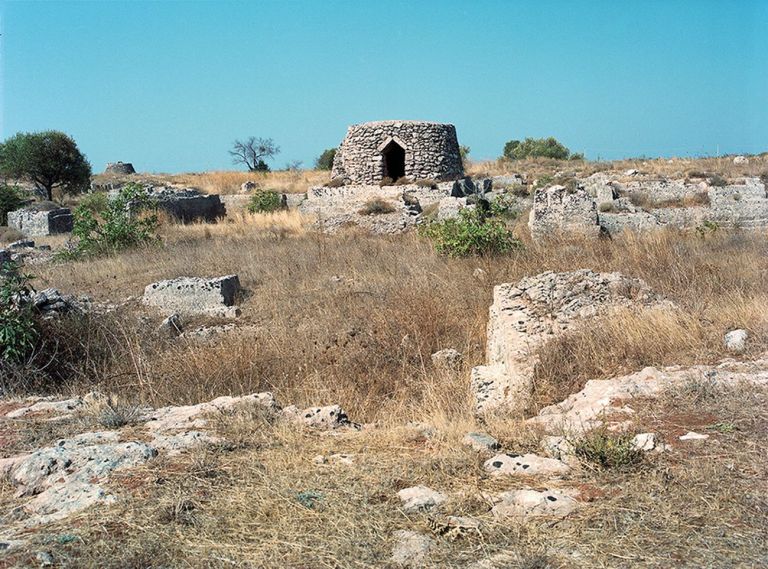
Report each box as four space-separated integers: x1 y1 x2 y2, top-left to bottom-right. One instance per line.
3 156 768 567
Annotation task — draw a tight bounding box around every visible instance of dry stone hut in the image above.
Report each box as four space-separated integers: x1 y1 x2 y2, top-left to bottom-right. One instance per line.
104 161 136 175
331 120 464 184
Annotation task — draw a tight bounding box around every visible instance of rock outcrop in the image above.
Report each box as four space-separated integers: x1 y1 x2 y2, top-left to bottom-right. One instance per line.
471 270 664 415
528 186 600 241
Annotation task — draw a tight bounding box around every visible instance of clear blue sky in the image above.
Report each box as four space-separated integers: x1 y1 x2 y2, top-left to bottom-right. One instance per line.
2 0 766 173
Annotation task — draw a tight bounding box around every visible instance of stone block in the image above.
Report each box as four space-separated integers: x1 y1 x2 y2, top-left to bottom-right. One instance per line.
142 275 241 317
7 208 73 237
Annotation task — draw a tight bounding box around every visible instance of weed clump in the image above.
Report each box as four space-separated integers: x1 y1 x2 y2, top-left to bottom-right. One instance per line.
63 183 158 259
419 207 520 257
359 199 396 216
572 429 644 470
247 189 285 213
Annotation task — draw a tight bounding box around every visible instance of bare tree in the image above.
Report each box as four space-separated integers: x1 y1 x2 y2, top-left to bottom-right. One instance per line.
229 137 280 172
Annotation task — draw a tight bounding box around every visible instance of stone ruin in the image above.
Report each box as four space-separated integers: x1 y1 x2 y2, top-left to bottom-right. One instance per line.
104 161 136 175
7 207 73 237
471 270 666 415
331 120 464 184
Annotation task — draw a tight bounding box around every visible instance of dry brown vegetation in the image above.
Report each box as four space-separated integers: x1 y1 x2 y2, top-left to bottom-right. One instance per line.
91 169 330 195
467 153 768 183
25 221 768 423
4 167 768 566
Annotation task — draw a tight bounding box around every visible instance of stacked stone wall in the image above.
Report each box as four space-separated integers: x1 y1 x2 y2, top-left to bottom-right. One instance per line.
331 120 463 184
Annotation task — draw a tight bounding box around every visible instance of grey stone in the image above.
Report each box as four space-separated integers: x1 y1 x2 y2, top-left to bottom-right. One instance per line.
733 155 749 165
284 404 353 430
492 489 580 519
241 180 259 192
528 185 600 241
142 275 241 317
484 453 570 476
397 485 447 513
7 208 73 237
332 120 463 185
391 530 434 567
724 329 748 353
8 239 34 249
462 432 500 452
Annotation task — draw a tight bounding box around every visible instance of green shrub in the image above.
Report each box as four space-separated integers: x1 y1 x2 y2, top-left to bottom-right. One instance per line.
315 148 336 171
571 429 644 470
419 207 521 257
65 183 158 258
489 194 520 219
503 137 579 160
359 199 396 216
0 184 24 225
77 191 110 215
0 264 37 364
246 189 285 213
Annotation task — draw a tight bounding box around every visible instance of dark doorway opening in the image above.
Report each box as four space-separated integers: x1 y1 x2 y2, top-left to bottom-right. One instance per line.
381 140 406 180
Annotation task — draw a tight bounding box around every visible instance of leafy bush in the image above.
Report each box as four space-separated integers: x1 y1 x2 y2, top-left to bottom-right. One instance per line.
246 189 285 213
77 191 110 215
359 199 396 215
0 264 37 364
419 207 521 257
66 183 158 258
572 429 644 470
315 148 336 171
459 145 471 164
503 137 579 160
0 184 24 225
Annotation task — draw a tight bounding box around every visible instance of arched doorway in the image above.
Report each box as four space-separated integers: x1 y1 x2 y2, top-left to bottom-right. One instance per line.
381 139 406 180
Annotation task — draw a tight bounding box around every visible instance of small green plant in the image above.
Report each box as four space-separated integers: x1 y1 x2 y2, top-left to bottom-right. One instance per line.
696 219 720 238
246 189 285 213
296 490 323 509
571 429 644 470
419 207 521 257
533 175 553 190
359 199 396 215
489 194 520 219
0 263 37 364
0 184 24 225
77 191 110 215
64 183 158 258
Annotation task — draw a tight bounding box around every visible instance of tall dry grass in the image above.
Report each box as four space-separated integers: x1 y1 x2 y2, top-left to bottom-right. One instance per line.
23 226 768 425
467 153 768 182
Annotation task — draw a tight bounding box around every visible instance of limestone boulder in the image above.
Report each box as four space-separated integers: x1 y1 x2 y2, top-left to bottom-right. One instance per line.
142 275 241 318
471 270 664 415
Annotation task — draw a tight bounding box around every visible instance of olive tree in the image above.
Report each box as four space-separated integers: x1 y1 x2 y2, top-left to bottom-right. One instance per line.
0 131 92 201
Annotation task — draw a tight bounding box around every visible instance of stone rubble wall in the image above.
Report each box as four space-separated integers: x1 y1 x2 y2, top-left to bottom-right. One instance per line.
331 120 464 184
7 208 73 237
